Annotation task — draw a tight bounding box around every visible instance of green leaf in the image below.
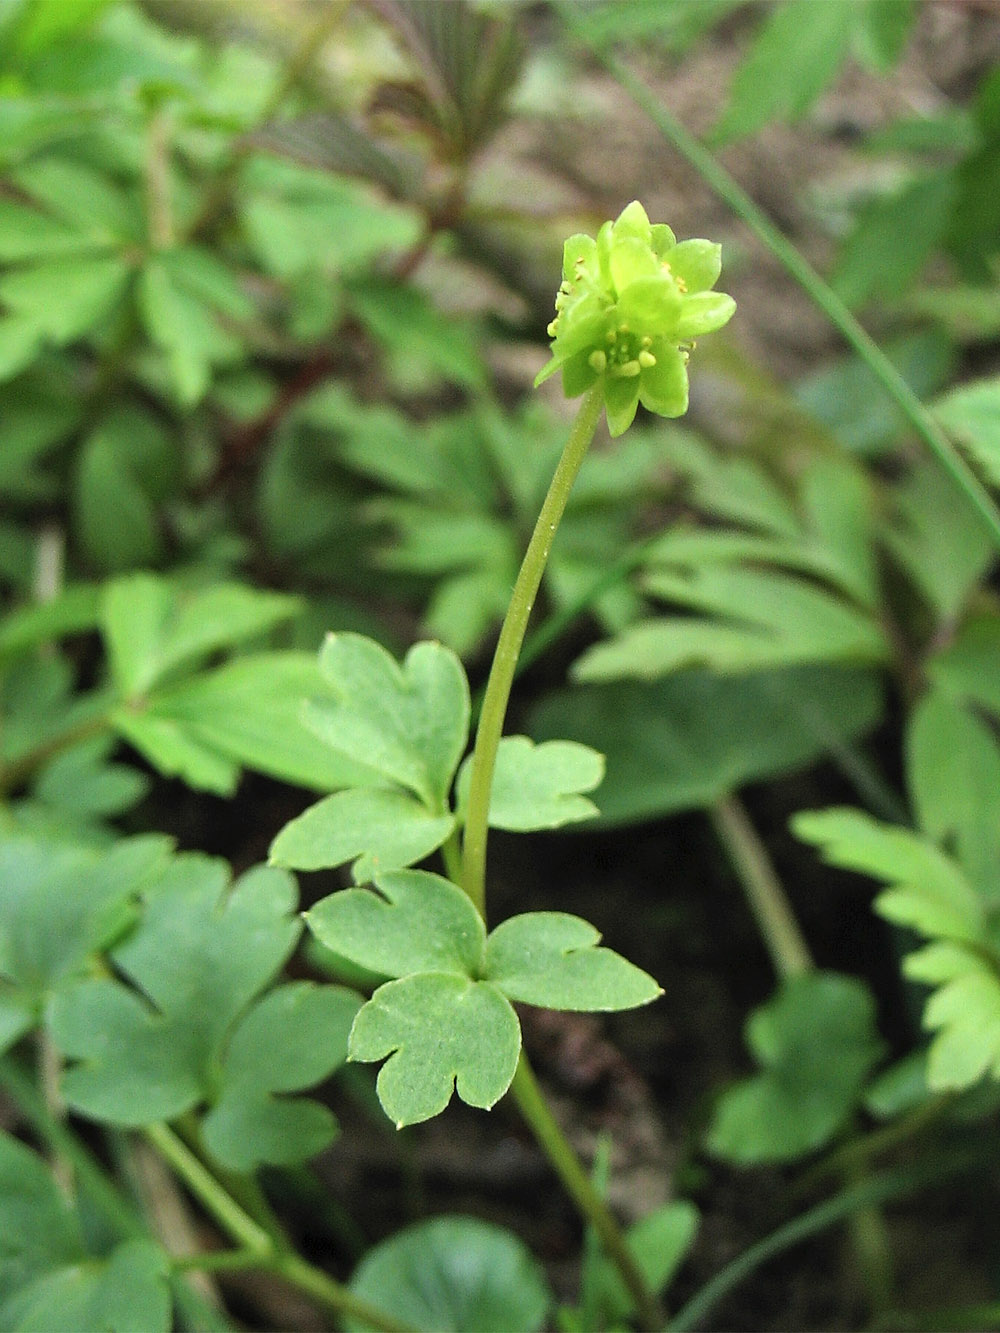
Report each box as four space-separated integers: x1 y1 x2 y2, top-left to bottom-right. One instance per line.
49 860 300 1125
270 788 454 880
0 585 100 666
484 913 661 1012
907 689 1000 891
10 156 141 243
112 710 239 796
574 564 884 682
0 200 100 262
0 318 42 381
349 973 520 1127
852 0 915 70
591 1201 700 1326
706 973 885 1163
140 652 381 792
530 665 884 825
305 871 485 981
304 634 469 810
0 834 169 1004
76 430 163 572
886 463 995 622
713 1 855 143
101 574 300 699
904 943 1000 1090
930 613 1000 716
240 159 420 279
202 982 361 1172
6 1239 171 1333
934 376 1000 488
0 1133 83 1307
456 736 603 831
33 736 149 820
345 1216 551 1333
792 807 985 946
0 255 129 343
349 279 484 390
832 172 954 310
138 258 239 405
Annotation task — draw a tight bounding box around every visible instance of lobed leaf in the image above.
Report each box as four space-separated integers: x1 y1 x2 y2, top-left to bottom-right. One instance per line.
456 735 604 832
305 871 485 981
484 913 662 1012
349 973 520 1127
706 972 885 1163
270 788 454 880
305 634 469 809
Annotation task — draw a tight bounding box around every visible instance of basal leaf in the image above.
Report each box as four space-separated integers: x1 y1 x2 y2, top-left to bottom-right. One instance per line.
0 1133 82 1305
345 1216 551 1333
50 859 300 1125
0 833 170 1004
349 973 520 1127
5 1239 171 1333
269 788 454 880
485 912 661 1012
456 736 604 832
530 665 884 825
304 634 469 809
305 870 485 981
140 653 382 793
706 972 884 1163
202 982 361 1171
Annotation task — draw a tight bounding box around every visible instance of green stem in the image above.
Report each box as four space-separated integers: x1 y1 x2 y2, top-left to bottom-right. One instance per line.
566 21 1000 553
509 1054 664 1332
709 795 812 980
144 1124 273 1257
461 383 604 915
145 1123 413 1333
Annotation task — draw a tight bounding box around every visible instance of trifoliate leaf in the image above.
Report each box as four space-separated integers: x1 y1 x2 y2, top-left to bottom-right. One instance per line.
202 982 361 1171
304 634 469 809
706 972 884 1163
305 871 485 981
349 973 520 1127
484 913 661 1012
269 788 454 880
345 1216 551 1333
50 859 300 1125
455 736 604 831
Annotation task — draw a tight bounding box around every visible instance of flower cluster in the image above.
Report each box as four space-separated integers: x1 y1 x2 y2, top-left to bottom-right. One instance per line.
535 201 735 436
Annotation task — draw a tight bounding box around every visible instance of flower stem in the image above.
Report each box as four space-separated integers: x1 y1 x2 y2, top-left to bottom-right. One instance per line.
509 1054 664 1331
460 383 604 915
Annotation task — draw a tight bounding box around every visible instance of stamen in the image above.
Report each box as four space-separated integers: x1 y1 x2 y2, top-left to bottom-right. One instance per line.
588 350 607 373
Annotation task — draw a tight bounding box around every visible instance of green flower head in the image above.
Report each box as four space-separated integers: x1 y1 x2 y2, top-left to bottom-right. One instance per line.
535 201 736 436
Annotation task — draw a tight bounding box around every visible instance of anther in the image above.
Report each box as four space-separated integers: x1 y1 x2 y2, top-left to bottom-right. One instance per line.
588 350 607 373
638 350 656 368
